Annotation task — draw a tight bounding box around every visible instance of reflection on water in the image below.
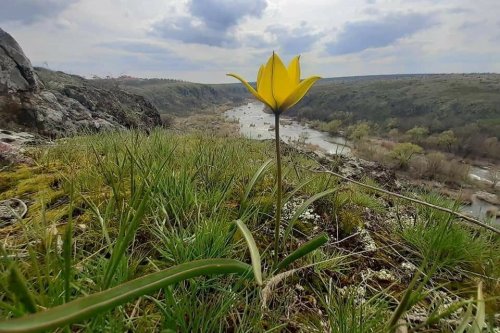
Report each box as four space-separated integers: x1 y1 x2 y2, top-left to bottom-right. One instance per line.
467 167 500 225
225 102 351 155
462 198 499 226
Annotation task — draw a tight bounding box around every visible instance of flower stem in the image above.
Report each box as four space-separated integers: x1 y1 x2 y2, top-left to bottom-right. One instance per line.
273 112 282 267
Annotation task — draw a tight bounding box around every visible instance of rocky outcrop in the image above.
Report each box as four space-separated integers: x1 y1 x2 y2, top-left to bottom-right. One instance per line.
0 28 161 136
0 129 35 166
0 29 42 93
474 191 499 205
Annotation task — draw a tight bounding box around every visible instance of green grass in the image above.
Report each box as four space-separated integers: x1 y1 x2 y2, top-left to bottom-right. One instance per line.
401 192 499 274
0 129 498 332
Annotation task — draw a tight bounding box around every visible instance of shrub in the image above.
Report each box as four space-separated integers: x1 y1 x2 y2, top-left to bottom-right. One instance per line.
348 122 371 142
405 126 429 143
390 142 424 170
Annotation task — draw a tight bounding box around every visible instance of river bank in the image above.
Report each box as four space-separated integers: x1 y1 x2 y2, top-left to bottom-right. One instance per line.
223 102 500 225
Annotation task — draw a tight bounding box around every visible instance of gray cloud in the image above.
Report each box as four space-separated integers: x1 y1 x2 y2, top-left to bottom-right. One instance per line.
152 17 237 47
98 41 172 54
95 41 202 72
459 21 480 30
0 0 76 24
152 0 267 47
446 7 471 14
327 12 437 55
189 0 266 31
267 23 324 54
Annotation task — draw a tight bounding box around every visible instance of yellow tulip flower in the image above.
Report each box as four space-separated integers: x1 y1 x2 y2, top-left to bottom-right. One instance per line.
227 52 321 114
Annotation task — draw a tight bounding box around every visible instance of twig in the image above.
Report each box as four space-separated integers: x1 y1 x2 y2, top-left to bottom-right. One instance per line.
261 268 298 309
303 165 500 235
0 198 28 222
12 198 28 219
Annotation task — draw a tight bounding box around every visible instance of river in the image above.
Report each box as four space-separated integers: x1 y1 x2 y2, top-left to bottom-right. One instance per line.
225 102 500 226
225 102 351 155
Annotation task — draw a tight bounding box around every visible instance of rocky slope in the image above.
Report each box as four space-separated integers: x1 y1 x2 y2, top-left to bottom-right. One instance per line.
0 28 161 137
92 77 247 116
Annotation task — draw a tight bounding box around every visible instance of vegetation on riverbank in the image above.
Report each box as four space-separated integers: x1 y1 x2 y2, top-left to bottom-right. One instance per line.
0 130 499 331
292 74 500 162
306 118 499 192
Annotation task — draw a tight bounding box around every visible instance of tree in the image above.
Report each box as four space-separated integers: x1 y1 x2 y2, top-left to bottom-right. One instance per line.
486 167 499 189
390 143 424 169
386 117 398 129
348 122 371 142
405 126 429 143
323 119 342 135
388 128 400 140
483 137 500 159
437 130 457 152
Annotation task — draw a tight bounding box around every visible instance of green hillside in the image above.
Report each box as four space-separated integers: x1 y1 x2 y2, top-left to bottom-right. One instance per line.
291 73 500 138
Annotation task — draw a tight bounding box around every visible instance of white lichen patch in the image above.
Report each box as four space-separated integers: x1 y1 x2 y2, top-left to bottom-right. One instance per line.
406 289 465 327
385 207 414 230
338 285 367 305
362 268 398 282
400 261 418 276
281 197 321 224
357 227 377 252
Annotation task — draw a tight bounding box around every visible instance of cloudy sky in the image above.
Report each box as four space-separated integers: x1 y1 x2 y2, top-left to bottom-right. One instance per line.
1 0 499 83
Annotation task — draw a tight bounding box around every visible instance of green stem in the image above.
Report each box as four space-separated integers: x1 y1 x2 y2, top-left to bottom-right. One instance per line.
273 112 282 267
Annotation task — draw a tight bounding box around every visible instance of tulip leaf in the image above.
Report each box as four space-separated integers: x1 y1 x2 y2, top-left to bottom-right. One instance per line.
0 259 252 333
235 219 263 286
275 233 328 273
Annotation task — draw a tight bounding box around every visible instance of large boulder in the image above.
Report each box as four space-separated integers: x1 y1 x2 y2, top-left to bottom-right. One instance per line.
0 28 161 136
0 28 41 93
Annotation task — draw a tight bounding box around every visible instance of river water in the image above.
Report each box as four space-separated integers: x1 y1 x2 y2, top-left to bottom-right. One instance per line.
225 102 351 155
225 102 500 226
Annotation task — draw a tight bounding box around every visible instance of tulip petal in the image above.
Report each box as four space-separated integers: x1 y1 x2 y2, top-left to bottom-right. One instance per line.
258 55 277 110
256 65 265 90
227 73 275 110
271 52 293 105
287 55 301 86
280 76 321 112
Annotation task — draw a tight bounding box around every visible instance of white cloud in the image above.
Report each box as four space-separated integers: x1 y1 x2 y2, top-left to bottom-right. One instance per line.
1 0 499 83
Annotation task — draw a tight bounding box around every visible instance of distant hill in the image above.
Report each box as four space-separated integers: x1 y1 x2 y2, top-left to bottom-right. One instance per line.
91 77 248 115
95 74 500 143
290 73 500 139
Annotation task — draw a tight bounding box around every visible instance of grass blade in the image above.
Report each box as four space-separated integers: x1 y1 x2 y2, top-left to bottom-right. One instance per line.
235 219 262 286
0 259 251 333
455 300 473 333
283 188 336 242
7 266 37 315
240 159 273 212
275 233 328 273
282 176 316 205
63 183 75 303
471 281 485 333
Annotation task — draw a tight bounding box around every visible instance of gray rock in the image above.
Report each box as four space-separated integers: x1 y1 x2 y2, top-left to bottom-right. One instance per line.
0 129 35 145
0 28 42 93
0 142 34 166
0 198 28 227
474 191 499 205
0 28 161 136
